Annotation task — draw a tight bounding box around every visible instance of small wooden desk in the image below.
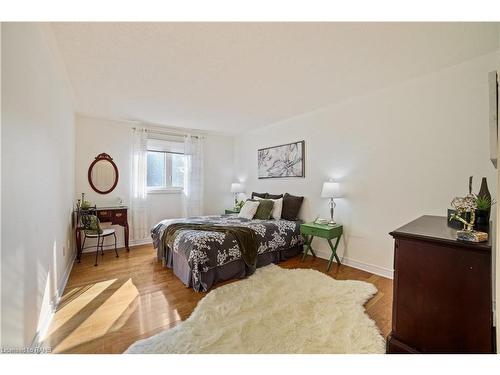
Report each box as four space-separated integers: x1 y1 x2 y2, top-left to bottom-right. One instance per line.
75 206 129 262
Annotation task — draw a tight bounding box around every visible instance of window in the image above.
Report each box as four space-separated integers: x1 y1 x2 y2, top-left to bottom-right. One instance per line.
147 139 185 192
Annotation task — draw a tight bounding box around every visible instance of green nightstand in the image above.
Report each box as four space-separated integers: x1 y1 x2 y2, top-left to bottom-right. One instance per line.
300 222 343 272
225 208 240 214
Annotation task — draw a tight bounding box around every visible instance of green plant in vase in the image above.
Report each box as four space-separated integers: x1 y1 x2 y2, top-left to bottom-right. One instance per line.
474 195 496 228
476 195 495 210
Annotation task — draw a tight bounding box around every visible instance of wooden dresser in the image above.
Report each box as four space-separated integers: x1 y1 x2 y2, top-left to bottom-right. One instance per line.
387 215 495 353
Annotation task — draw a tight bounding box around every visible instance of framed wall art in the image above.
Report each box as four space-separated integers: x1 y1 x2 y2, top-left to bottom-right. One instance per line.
258 140 305 179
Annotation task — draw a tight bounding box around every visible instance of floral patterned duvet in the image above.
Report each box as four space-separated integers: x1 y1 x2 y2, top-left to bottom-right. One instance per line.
151 215 303 291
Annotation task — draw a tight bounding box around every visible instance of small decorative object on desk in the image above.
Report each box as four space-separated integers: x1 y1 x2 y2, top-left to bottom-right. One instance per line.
79 193 92 210
449 192 488 242
81 199 92 210
456 230 488 243
449 194 476 231
448 176 495 241
448 176 474 229
314 217 329 225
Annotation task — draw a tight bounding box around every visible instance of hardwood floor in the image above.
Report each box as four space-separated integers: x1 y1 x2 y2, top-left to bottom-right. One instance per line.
43 244 393 354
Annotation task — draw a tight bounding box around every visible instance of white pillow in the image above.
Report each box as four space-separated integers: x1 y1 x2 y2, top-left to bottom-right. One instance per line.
238 200 260 220
255 196 283 220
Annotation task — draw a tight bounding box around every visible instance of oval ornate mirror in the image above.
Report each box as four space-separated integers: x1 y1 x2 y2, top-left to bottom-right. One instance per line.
88 153 119 194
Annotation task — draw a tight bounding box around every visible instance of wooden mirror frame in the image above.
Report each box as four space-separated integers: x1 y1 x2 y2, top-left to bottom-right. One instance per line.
88 153 119 194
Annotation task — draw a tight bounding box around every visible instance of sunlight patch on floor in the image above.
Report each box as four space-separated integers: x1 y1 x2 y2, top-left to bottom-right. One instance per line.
136 290 182 335
44 278 117 339
53 278 138 352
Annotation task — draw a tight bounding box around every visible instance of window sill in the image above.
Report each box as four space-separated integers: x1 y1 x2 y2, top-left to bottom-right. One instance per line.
147 188 183 195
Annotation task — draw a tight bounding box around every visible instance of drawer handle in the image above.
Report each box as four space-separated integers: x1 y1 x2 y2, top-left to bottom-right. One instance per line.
100 211 108 215
115 213 122 217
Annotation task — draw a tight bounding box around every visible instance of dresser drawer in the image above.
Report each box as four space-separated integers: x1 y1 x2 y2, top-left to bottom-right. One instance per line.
111 209 127 224
300 224 341 239
97 210 112 221
96 208 127 224
301 226 327 237
113 210 126 219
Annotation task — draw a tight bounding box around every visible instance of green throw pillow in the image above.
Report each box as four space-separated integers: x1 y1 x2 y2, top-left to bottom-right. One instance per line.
253 199 274 220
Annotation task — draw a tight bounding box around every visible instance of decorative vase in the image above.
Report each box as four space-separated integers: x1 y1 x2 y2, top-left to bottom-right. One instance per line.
477 177 492 227
474 209 490 230
478 177 491 201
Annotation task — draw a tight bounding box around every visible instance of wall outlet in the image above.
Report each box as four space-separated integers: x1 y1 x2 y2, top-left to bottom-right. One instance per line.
62 245 66 257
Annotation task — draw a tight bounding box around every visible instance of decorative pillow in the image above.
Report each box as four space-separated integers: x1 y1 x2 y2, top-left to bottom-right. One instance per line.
281 193 304 220
252 199 275 220
238 200 261 220
267 193 283 199
251 192 268 199
255 196 283 220
81 214 103 235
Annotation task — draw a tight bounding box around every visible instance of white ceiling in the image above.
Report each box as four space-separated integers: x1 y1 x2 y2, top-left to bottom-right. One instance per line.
50 22 499 134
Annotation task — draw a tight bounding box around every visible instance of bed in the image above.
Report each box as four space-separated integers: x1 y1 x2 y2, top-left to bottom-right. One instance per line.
151 214 304 292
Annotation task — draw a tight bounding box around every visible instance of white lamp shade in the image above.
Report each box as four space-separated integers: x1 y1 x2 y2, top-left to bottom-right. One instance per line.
321 181 341 198
230 183 245 193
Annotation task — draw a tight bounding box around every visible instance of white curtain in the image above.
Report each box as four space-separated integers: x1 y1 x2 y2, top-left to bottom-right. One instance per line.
130 127 149 240
183 135 204 217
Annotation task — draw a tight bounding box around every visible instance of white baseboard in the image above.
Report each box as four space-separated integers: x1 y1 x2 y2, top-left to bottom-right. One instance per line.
314 248 394 279
80 238 152 254
30 251 76 349
83 239 393 278
129 238 153 247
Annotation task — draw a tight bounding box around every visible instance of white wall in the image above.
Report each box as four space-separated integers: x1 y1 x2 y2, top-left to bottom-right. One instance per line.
497 127 500 350
1 23 75 347
75 114 234 249
497 128 500 349
235 51 500 277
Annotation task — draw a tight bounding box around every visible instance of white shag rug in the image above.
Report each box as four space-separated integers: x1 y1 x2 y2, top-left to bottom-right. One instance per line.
125 264 385 354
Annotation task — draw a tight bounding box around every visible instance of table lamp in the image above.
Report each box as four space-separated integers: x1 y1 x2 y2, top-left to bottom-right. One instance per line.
321 181 341 225
230 183 245 206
